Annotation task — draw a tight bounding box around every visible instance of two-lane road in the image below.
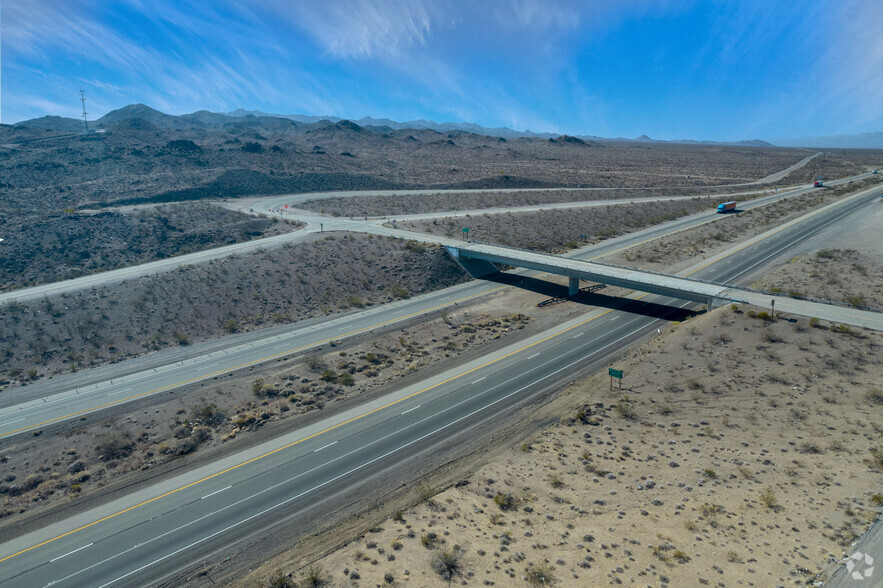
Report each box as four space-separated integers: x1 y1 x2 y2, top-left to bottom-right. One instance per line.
1 180 880 587
2 180 880 440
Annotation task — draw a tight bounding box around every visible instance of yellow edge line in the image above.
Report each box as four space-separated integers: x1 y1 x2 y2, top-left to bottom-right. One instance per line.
0 301 623 563
11 177 871 561
0 286 508 440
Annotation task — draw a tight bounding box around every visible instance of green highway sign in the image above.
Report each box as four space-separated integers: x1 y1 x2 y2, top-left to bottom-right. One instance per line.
608 368 623 379
462 227 469 233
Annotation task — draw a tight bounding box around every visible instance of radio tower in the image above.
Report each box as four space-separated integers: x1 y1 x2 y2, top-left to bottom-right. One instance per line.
79 89 89 132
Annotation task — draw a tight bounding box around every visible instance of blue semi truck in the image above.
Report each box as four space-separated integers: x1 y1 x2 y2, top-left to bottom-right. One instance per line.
717 201 736 213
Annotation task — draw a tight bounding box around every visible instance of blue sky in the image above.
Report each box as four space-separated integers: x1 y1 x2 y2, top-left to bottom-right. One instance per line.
2 0 882 141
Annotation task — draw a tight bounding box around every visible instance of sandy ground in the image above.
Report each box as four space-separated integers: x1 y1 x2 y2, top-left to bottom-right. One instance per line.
0 304 545 525
240 201 883 588
271 305 881 588
752 249 883 310
604 177 883 274
4 173 881 586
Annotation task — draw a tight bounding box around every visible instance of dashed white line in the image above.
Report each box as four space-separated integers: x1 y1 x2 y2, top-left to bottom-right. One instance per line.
50 543 93 563
313 441 338 453
108 387 134 397
0 417 25 427
196 363 220 372
472 377 486 384
401 405 421 415
201 486 232 500
527 353 539 359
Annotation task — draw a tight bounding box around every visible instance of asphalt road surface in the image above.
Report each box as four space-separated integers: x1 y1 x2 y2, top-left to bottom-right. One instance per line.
0 179 883 442
1 178 880 587
2 182 880 441
1 169 870 306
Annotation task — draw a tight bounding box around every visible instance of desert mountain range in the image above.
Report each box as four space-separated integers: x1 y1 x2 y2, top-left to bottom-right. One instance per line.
12 103 782 147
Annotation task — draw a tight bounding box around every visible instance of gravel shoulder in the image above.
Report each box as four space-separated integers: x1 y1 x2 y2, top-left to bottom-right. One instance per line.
0 234 467 389
251 276 882 588
224 187 883 588
0 202 301 292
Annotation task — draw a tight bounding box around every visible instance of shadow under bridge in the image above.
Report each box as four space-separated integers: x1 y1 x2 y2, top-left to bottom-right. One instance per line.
444 242 731 309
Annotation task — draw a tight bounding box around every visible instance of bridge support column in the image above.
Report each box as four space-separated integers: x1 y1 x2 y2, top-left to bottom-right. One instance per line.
569 276 580 297
707 296 725 311
444 247 498 278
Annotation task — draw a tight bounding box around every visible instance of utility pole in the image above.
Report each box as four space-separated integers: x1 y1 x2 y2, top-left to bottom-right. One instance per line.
79 89 89 132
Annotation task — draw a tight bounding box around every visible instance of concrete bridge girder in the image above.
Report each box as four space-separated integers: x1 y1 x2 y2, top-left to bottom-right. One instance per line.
456 248 723 304
444 246 499 278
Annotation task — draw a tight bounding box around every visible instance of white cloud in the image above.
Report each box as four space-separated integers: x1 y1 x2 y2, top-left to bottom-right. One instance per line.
824 0 883 129
2 0 343 118
79 79 126 94
502 0 580 33
278 0 448 60
4 1 156 75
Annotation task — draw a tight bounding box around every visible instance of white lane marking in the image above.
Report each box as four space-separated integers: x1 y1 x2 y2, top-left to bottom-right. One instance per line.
313 441 338 453
527 353 539 359
610 316 620 321
50 543 93 563
108 387 134 397
571 332 584 338
201 486 231 500
196 363 220 372
66 310 667 588
97 315 663 588
0 418 25 427
472 377 486 384
401 405 421 415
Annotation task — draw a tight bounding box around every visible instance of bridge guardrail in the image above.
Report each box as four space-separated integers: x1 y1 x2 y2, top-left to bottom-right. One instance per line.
462 240 882 314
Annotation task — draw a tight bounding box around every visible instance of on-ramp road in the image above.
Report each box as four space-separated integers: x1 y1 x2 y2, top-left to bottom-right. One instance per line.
0 179 880 587
2 180 879 440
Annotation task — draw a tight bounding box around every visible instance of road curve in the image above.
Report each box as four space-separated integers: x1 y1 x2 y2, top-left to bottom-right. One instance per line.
1 180 880 440
0 179 879 587
3 167 871 305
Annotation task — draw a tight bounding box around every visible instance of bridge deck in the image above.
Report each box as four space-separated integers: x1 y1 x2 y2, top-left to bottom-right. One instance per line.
446 243 883 331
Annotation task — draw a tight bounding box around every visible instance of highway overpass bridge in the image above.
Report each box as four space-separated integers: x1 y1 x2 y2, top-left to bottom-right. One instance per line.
445 242 883 331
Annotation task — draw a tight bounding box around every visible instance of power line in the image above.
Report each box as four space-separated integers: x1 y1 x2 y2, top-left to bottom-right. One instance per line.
79 89 89 132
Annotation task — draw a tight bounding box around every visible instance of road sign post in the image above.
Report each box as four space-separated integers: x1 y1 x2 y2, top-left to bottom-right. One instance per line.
608 367 623 389
462 227 469 240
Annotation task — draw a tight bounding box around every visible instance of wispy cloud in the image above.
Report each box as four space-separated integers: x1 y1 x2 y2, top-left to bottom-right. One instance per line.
4 0 156 75
822 0 883 130
278 0 448 60
500 0 580 33
258 1 463 98
2 0 342 119
3 0 880 137
79 79 126 94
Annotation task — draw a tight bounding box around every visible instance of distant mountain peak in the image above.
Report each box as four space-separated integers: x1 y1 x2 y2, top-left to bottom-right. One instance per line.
96 104 183 129
12 103 816 146
773 131 883 149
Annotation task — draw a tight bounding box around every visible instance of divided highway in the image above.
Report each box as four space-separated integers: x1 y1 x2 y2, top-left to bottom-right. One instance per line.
2 180 881 440
1 177 881 587
0 170 871 306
